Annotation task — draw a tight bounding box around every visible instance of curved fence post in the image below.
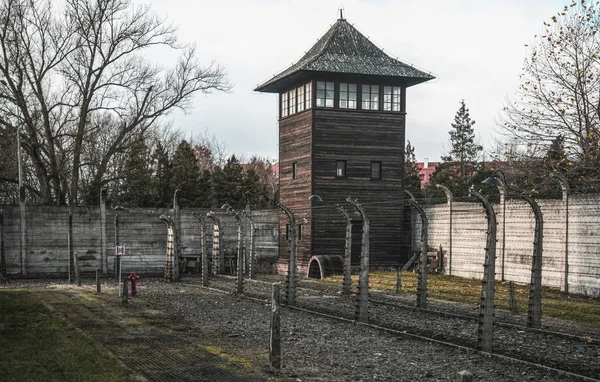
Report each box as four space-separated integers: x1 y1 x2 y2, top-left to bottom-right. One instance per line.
0 209 5 279
100 188 107 274
206 212 222 275
405 190 429 308
193 213 209 287
172 189 182 277
242 209 256 279
470 189 497 353
346 197 369 323
279 203 297 305
222 204 244 294
337 205 353 295
552 172 570 294
160 215 179 282
521 194 544 329
435 184 453 275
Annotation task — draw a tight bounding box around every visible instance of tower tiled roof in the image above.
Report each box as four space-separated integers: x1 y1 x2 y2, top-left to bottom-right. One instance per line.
255 17 434 93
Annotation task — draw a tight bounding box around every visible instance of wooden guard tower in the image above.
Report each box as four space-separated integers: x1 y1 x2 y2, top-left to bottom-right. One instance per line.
255 12 433 276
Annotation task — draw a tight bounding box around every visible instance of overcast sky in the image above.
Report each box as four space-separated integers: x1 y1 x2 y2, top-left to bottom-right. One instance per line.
145 0 568 162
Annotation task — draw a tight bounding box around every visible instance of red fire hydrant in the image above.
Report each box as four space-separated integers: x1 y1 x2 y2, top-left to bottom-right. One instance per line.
128 272 139 297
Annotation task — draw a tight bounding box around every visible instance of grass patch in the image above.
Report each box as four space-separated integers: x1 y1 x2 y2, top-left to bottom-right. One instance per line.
0 289 136 382
323 271 600 327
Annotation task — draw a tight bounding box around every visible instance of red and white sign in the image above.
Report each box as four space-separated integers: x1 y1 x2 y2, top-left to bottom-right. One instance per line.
115 246 126 256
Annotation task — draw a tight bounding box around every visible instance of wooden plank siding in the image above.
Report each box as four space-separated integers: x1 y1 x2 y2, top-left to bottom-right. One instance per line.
278 109 313 275
311 108 407 267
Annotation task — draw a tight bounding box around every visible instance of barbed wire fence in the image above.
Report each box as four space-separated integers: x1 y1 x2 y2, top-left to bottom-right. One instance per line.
1 182 600 378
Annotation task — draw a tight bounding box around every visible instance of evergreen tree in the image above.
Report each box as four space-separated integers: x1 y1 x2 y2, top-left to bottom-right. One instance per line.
403 141 422 198
170 140 208 207
435 100 484 195
243 168 267 209
121 139 154 207
219 155 244 208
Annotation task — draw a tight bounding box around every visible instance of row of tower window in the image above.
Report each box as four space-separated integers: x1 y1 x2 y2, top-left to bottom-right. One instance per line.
291 160 382 180
281 81 403 117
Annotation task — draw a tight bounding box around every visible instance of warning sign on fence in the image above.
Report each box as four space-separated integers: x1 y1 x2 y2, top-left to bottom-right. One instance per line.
115 246 126 256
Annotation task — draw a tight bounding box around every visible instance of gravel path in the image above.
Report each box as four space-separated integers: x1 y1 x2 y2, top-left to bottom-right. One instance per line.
203 275 600 380
2 277 598 381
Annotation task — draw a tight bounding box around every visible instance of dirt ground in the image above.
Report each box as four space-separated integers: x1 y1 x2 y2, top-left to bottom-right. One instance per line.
1 276 595 381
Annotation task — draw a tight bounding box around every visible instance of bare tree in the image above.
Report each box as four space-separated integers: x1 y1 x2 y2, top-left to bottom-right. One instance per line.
499 1 600 166
0 0 230 205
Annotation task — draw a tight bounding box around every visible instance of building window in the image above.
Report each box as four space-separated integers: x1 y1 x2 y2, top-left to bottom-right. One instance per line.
361 84 379 110
305 82 312 109
285 224 290 240
298 224 303 240
339 83 357 109
281 92 288 117
297 85 305 112
384 86 401 111
371 161 382 179
289 88 296 115
336 160 346 177
316 81 334 107
292 162 298 179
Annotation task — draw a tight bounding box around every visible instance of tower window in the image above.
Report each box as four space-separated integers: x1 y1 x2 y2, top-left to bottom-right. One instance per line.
361 85 379 110
384 86 402 111
298 224 303 240
371 161 382 179
305 82 312 109
281 92 288 117
336 160 347 177
292 162 298 179
339 83 357 109
316 81 334 107
285 224 290 240
289 88 296 114
297 85 305 112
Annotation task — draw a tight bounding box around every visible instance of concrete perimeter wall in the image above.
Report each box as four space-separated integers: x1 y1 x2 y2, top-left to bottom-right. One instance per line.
0 206 278 277
413 194 600 297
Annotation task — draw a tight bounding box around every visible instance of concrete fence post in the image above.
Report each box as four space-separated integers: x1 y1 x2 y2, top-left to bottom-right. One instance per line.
435 184 453 275
270 283 281 371
498 186 507 281
100 189 107 274
68 212 74 282
96 268 102 294
114 214 120 277
0 209 6 279
338 205 353 295
396 268 402 294
509 281 518 314
160 215 178 282
172 189 181 281
206 212 222 275
522 194 543 329
19 182 26 276
122 278 128 306
248 218 255 279
193 213 209 287
470 189 497 353
279 203 297 306
405 190 429 309
552 172 570 294
346 197 370 323
457 370 473 382
220 204 244 294
242 208 256 279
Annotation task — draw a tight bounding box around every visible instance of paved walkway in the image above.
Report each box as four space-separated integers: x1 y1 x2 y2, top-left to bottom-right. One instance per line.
48 291 265 382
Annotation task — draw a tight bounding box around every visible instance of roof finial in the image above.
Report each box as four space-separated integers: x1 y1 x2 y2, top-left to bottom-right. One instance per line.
338 5 345 20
